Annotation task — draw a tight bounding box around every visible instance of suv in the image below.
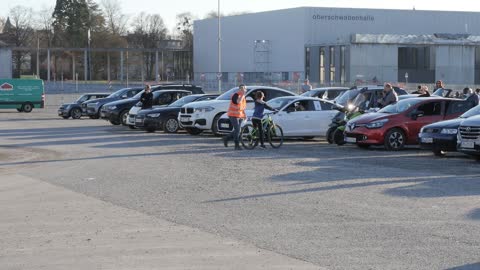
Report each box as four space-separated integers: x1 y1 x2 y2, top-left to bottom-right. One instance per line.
344 97 476 150
457 114 480 159
58 93 109 119
125 90 192 128
82 87 143 119
178 86 296 136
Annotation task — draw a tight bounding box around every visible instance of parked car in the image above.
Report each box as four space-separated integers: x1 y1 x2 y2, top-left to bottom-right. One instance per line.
217 96 339 138
457 114 480 159
125 90 193 128
419 104 480 156
301 87 349 100
134 94 219 133
82 87 143 119
178 86 296 136
102 87 195 126
58 93 109 119
344 97 476 150
333 85 408 107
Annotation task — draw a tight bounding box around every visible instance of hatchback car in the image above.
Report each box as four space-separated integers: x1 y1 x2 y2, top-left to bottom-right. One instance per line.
344 97 476 150
419 104 480 156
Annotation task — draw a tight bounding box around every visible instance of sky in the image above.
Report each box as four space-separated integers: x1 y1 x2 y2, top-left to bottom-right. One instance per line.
2 0 480 33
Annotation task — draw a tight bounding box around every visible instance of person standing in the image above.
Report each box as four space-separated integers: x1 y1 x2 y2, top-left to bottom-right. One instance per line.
378 83 398 108
252 91 276 149
140 85 153 109
223 84 247 150
300 79 312 94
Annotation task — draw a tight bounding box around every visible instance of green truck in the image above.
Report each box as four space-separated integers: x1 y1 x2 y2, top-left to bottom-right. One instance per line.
0 79 45 112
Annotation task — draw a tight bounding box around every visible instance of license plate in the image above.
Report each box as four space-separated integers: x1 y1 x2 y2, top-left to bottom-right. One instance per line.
180 117 190 122
135 119 143 123
58 111 62 115
421 137 433 143
345 137 356 143
220 123 230 129
461 141 475 148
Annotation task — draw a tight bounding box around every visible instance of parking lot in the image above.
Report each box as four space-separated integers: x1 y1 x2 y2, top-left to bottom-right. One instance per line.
1 107 479 270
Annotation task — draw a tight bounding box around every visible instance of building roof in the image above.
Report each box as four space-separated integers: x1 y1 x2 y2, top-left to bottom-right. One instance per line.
351 33 480 45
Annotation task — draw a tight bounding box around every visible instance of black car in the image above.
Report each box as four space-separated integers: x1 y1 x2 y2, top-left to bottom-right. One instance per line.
58 93 109 119
457 114 480 159
101 88 193 125
82 87 143 119
419 104 480 156
135 94 219 133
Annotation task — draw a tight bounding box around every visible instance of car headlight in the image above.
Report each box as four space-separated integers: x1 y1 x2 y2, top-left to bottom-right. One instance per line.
147 113 160 117
347 103 356 111
194 106 215 113
108 105 117 110
440 128 458 135
365 119 388 129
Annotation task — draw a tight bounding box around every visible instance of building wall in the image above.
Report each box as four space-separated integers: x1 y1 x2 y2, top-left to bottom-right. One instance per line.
435 45 475 84
349 44 398 83
0 48 12 78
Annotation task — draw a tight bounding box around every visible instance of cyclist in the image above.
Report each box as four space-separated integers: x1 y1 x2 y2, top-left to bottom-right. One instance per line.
252 91 276 149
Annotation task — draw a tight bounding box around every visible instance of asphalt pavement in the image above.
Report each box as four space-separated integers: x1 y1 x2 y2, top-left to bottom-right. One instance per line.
0 108 479 270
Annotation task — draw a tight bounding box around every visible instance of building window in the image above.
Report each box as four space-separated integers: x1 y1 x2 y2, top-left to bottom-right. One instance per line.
329 46 335 82
340 46 346 83
305 47 310 80
398 47 418 69
282 72 289 81
319 47 325 84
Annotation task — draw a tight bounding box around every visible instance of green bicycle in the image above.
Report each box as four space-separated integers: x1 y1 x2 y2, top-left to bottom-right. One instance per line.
240 112 284 149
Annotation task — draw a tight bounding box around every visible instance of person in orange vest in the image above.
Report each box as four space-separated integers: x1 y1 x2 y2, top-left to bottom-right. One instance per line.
223 84 247 150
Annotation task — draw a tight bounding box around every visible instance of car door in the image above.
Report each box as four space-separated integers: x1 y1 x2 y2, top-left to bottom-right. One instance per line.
316 100 340 135
405 100 444 142
275 100 311 136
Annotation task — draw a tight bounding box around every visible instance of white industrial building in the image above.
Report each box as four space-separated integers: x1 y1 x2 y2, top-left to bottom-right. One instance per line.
194 7 480 85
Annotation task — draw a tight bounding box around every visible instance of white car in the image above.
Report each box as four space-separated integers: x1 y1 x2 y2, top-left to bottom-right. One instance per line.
178 86 296 135
217 96 339 138
126 90 191 128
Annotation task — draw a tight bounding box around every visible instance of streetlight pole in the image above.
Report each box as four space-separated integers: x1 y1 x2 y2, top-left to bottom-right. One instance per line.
217 0 221 93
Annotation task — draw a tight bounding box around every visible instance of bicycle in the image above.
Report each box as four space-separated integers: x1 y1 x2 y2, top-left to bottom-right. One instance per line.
240 112 284 149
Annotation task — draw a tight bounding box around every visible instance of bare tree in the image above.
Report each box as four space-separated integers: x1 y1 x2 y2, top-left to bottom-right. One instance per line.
8 6 35 77
0 17 5 33
36 5 54 47
175 12 195 49
101 0 128 35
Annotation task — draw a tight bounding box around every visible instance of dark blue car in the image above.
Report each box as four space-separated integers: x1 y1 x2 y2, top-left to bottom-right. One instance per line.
418 104 480 156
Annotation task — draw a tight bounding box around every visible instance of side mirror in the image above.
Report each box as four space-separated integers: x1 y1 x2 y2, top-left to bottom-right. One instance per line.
411 110 424 120
246 97 254 103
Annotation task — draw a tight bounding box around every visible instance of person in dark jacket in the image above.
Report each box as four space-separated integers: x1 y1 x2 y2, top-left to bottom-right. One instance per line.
378 83 398 108
140 85 153 109
252 91 276 149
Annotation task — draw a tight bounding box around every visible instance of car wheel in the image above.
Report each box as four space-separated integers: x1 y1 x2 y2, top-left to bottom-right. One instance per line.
163 117 179 133
333 129 345 145
71 108 82 119
128 125 136 129
211 113 225 137
185 127 203 135
303 136 315 140
21 103 33 113
120 110 129 126
326 127 336 144
384 128 406 151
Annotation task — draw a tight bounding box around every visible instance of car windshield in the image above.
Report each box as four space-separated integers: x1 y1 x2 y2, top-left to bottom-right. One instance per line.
432 88 447 97
75 95 88 103
267 97 297 110
460 104 480 118
335 89 359 106
217 87 240 100
108 88 128 98
169 95 198 107
378 99 423 114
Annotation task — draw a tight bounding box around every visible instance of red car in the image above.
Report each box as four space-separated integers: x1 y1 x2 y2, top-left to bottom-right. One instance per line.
344 97 476 150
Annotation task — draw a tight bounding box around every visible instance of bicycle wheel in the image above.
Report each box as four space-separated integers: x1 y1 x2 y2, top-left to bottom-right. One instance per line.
267 124 284 148
240 124 259 150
